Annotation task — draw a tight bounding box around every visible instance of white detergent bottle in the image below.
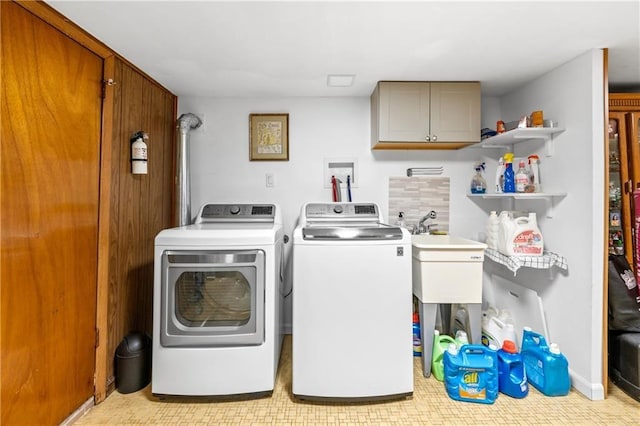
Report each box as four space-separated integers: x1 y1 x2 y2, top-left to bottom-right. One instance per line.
497 211 515 255
486 211 499 250
508 212 544 256
482 315 517 349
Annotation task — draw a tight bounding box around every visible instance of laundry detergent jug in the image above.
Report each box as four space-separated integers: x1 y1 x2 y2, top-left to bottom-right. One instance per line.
432 330 456 381
521 327 570 396
498 212 544 257
482 310 518 350
497 340 528 399
444 344 499 404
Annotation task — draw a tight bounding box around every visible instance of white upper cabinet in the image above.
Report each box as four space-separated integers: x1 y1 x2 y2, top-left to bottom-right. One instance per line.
371 81 481 150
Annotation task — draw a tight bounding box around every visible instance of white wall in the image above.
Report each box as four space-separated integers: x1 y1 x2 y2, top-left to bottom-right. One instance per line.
179 52 607 399
178 96 487 333
494 49 606 400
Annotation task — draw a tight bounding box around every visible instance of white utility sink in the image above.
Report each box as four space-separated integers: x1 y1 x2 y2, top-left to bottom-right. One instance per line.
411 235 486 302
411 234 487 378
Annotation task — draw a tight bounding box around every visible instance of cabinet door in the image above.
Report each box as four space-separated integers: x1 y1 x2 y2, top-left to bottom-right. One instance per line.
378 82 430 142
608 113 633 266
430 82 481 143
626 112 640 190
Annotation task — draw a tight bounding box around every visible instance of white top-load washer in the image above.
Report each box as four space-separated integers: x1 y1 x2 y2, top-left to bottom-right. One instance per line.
292 202 413 401
152 203 285 397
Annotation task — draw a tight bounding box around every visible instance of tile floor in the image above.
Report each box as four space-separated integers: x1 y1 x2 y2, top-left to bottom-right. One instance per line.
76 336 638 425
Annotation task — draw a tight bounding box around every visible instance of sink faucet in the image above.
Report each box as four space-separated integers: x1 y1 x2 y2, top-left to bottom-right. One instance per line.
412 210 437 235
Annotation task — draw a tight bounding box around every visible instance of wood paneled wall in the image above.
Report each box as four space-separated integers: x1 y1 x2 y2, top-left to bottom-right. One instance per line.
6 0 178 407
98 56 177 396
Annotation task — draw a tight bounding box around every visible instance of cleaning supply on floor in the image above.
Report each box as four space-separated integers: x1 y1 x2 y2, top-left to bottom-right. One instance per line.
470 163 487 194
521 327 571 396
503 153 516 193
515 159 530 193
482 309 517 350
450 304 470 339
412 312 422 357
486 211 499 250
495 156 505 193
497 340 529 399
528 155 540 192
443 343 499 404
432 330 457 381
455 330 469 347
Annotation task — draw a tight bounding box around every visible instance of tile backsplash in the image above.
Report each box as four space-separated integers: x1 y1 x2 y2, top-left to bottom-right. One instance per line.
388 177 450 232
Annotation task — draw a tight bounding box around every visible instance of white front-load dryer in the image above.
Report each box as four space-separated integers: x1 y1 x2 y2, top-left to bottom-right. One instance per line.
152 203 284 397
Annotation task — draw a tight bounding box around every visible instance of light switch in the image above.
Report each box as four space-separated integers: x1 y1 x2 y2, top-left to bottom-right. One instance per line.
266 173 274 188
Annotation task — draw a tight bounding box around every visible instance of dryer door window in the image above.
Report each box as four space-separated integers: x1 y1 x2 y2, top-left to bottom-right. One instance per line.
161 250 265 347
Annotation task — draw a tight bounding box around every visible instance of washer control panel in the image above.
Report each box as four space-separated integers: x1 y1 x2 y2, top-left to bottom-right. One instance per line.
304 203 379 221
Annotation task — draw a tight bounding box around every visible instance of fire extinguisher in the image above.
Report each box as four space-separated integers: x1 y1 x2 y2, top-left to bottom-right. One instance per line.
130 131 148 174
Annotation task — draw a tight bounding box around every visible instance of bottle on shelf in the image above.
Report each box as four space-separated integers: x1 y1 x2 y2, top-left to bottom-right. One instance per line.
470 163 487 194
486 211 499 250
503 153 516 193
495 156 505 193
515 160 530 193
528 155 541 193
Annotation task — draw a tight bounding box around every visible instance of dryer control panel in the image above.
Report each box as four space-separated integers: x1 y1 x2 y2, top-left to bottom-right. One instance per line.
196 204 275 223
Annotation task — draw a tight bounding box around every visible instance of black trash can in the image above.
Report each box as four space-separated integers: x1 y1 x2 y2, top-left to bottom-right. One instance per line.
115 331 151 394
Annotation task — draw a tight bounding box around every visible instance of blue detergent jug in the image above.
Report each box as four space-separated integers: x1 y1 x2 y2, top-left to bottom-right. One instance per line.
497 340 528 398
443 343 499 404
521 327 571 396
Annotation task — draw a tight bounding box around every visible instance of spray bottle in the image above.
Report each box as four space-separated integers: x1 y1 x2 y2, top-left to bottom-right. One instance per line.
470 162 487 194
495 156 505 193
503 153 516 193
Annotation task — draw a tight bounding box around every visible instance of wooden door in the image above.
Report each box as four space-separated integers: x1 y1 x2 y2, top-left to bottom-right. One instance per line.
1 2 103 424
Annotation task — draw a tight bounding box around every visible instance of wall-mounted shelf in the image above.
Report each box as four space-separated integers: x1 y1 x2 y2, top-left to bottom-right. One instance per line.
474 127 565 157
484 248 568 277
467 193 567 217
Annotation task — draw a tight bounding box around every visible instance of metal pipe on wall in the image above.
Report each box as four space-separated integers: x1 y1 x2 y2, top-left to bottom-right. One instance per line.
176 113 202 226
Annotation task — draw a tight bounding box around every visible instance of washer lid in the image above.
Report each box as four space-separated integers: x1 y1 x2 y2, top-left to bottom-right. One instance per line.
302 224 403 240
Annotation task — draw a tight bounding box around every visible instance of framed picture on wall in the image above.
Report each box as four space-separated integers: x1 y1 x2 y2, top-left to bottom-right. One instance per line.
249 113 289 161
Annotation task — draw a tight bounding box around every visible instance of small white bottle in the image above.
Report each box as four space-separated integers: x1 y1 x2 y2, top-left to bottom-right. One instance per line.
528 155 541 193
394 212 406 229
495 156 505 193
515 160 530 193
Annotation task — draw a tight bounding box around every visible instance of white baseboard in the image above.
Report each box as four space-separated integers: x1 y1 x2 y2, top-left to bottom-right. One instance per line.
570 369 605 400
60 396 94 425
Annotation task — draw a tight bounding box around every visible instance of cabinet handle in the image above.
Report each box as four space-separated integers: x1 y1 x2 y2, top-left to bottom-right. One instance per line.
425 135 431 142
432 134 437 142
